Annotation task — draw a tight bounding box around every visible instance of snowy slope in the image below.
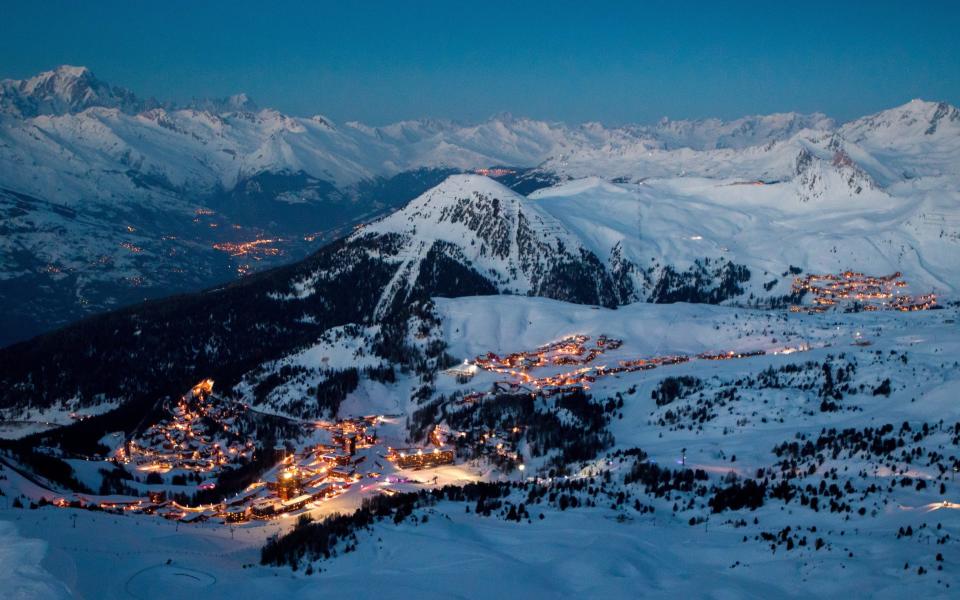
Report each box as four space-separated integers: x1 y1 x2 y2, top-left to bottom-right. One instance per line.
528 171 958 301
3 300 959 598
0 521 70 599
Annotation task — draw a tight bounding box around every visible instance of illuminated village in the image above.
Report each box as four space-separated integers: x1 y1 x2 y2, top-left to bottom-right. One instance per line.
790 271 937 313
36 283 923 528
46 381 458 525
40 330 799 526
472 167 516 177
211 238 283 259
459 334 807 401
114 379 254 476
212 238 285 275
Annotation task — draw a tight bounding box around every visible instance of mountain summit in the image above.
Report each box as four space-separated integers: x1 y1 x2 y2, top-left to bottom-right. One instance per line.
0 65 148 116
348 174 619 316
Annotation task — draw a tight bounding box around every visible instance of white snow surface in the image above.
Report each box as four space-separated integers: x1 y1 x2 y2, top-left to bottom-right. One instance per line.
0 521 70 599
526 174 959 298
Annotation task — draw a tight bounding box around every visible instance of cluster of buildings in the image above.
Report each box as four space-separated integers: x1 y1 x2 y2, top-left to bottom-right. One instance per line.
386 425 456 470
48 389 469 528
889 293 938 311
211 238 282 258
466 334 697 397
697 350 766 361
211 238 284 276
217 416 425 523
114 379 254 475
323 416 380 455
472 167 516 177
456 334 809 403
605 354 690 373
474 335 623 374
790 271 937 313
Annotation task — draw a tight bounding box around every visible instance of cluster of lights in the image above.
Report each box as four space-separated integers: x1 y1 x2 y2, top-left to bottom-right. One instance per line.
473 168 516 177
696 349 766 361
211 238 282 258
386 446 455 470
791 271 936 313
463 336 808 401
115 379 253 475
474 334 621 375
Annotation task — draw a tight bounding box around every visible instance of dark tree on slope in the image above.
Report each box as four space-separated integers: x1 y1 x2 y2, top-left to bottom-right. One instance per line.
650 259 751 304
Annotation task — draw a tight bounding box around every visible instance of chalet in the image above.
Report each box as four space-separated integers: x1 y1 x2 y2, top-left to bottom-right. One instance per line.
181 512 209 524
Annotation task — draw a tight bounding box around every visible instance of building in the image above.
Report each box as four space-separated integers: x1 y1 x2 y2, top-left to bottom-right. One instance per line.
327 468 359 482
181 512 209 524
279 494 312 513
251 502 276 518
276 469 303 501
320 452 352 466
224 508 249 523
387 447 455 470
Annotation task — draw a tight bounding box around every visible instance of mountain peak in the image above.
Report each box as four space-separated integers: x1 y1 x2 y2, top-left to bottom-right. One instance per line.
17 64 98 96
793 141 881 203
49 64 92 79
350 173 617 317
186 92 259 114
840 99 960 141
423 173 521 199
0 64 144 117
362 174 527 237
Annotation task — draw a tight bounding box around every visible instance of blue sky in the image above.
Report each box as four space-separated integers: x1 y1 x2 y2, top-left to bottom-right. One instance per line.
2 0 958 124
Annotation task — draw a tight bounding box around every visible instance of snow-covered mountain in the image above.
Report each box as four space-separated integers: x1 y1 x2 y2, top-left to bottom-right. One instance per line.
0 65 151 117
2 170 958 597
1 65 958 346
634 111 836 150
0 73 958 596
345 175 618 315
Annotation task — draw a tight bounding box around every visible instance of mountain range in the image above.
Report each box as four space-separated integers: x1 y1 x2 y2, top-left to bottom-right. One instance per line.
1 66 960 598
1 65 958 345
